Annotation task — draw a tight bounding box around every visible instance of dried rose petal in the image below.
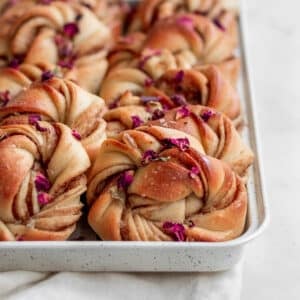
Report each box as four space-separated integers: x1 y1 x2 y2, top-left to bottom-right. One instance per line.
163 221 186 242
188 166 200 179
140 96 160 103
177 16 194 30
151 109 165 120
117 171 133 190
108 97 120 109
131 115 143 128
38 192 52 205
144 78 154 87
201 110 214 122
63 22 79 39
28 115 48 132
174 70 184 84
175 106 190 120
187 220 195 228
72 129 81 140
171 94 187 106
0 90 10 107
17 235 24 241
35 173 51 192
75 14 83 22
8 56 23 69
138 50 161 69
141 150 158 165
58 57 75 69
162 138 190 151
41 70 54 81
213 18 226 31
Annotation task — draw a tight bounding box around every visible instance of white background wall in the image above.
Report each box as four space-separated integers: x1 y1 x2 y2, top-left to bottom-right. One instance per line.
242 0 299 298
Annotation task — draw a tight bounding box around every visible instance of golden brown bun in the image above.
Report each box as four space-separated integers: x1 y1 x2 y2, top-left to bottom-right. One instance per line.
0 63 54 100
0 77 107 161
129 0 229 33
101 65 241 125
87 127 247 241
148 105 253 176
150 66 242 125
104 103 253 176
108 12 238 82
0 122 90 241
0 1 110 93
79 0 130 37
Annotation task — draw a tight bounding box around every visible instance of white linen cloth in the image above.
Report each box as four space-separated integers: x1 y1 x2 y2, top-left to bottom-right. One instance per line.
0 260 243 300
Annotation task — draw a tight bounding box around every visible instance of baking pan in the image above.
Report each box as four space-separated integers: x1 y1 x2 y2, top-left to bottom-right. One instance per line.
0 0 269 272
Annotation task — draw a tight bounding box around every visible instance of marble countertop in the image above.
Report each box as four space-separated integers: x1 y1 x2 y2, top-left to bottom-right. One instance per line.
242 0 299 299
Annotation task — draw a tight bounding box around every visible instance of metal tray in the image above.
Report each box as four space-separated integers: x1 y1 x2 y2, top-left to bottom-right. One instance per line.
0 1 269 272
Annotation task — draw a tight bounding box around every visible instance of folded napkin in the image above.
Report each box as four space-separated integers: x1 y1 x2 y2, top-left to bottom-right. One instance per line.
0 260 243 300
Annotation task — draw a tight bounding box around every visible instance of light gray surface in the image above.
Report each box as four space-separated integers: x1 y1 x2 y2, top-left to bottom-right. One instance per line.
242 1 299 299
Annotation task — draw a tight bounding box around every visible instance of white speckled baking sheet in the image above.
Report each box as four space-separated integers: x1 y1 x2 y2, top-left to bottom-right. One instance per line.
0 1 269 272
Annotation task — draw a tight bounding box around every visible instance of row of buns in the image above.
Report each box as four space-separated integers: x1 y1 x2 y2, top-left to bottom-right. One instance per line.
0 0 253 242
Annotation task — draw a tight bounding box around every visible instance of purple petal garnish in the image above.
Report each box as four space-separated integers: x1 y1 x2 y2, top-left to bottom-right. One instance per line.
171 94 187 106
174 70 184 84
151 109 165 120
28 114 41 124
8 56 23 69
141 150 158 165
41 70 54 82
75 14 83 22
54 34 73 57
72 129 81 140
0 90 10 107
131 115 144 128
58 57 75 69
38 192 52 206
138 50 161 69
162 138 190 151
188 166 200 179
213 18 226 31
176 16 194 30
108 96 120 109
163 221 186 242
201 110 214 122
144 78 154 87
187 220 195 228
117 171 133 190
140 96 160 103
35 173 51 192
175 106 190 120
63 22 79 39
28 115 48 132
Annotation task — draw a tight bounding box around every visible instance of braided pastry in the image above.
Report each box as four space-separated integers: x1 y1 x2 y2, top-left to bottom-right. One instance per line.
87 127 247 241
78 0 130 36
0 121 90 241
128 0 227 33
0 1 111 93
104 102 252 175
101 65 241 125
0 63 53 102
0 77 107 161
143 13 237 65
149 66 241 125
